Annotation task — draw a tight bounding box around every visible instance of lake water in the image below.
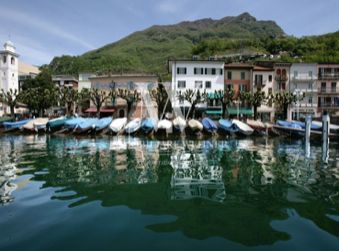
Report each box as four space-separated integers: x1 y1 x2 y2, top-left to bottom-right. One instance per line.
0 135 338 250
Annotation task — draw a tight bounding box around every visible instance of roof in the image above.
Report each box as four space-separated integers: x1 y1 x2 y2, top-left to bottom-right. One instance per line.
19 62 40 76
85 107 116 113
253 66 274 72
224 63 253 69
90 73 158 80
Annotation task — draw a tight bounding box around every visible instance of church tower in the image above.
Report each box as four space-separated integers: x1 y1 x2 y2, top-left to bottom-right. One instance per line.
0 41 19 115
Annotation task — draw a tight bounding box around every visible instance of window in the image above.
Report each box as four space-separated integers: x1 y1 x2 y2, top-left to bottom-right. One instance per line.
331 82 337 92
227 71 232 80
218 69 223 75
294 71 298 78
205 68 215 75
255 74 263 86
282 69 287 76
11 57 15 65
308 71 312 78
321 82 326 92
195 81 203 89
194 67 203 75
276 69 281 75
239 84 247 92
177 67 187 75
211 68 216 75
308 83 313 89
226 84 233 91
308 97 313 104
268 75 272 82
205 81 211 89
177 81 186 88
241 72 245 80
2 56 6 64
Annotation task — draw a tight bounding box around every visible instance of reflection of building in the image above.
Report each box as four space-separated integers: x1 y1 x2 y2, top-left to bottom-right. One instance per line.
0 163 17 205
170 144 226 202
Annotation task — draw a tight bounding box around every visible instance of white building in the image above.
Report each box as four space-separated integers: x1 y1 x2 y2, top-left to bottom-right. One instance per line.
0 41 19 116
252 66 275 122
288 63 318 120
169 60 225 114
78 72 96 91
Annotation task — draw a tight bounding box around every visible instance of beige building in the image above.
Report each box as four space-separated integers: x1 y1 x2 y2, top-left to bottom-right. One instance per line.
89 74 158 118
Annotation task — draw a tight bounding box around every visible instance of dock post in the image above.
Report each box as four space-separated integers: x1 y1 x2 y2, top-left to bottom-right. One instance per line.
305 115 311 158
321 114 330 164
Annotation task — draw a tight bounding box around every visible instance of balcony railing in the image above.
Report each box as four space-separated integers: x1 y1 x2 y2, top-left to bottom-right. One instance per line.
318 74 339 80
318 87 339 93
275 75 288 82
318 104 339 110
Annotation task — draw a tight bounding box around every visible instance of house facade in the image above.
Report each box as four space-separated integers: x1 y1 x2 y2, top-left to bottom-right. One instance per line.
52 75 79 89
288 63 318 120
317 63 339 117
169 60 224 116
89 74 158 118
252 66 275 121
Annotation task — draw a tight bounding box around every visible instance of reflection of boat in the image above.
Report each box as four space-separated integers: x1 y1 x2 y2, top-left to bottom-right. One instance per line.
202 118 218 133
232 119 254 136
109 118 127 134
3 119 32 132
125 118 141 134
188 119 203 132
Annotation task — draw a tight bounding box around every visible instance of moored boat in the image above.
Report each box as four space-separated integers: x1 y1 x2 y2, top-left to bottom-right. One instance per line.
74 118 99 133
202 118 218 133
157 119 172 134
0 117 13 127
95 117 113 132
47 116 69 131
187 119 203 132
232 119 254 136
141 118 156 134
218 119 238 134
172 116 187 132
125 118 141 134
33 118 49 132
64 117 86 130
3 119 32 132
110 118 127 134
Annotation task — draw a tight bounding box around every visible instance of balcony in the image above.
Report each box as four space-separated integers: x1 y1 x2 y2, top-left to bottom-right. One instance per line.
318 103 339 110
275 75 288 82
318 87 339 94
318 74 339 80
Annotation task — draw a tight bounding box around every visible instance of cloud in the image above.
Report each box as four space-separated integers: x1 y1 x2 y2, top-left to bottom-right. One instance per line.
0 6 95 50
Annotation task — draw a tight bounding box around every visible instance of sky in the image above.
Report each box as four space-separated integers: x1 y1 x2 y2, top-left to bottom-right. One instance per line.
0 0 338 66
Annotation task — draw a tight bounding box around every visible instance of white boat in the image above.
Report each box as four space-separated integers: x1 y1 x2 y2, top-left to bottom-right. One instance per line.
158 119 172 131
172 116 187 131
312 121 339 132
109 118 127 133
33 118 49 132
22 118 49 132
188 119 203 132
232 119 254 136
124 118 141 134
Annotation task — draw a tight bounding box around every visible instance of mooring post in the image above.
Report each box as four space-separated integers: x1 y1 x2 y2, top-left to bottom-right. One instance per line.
321 114 330 164
305 115 311 158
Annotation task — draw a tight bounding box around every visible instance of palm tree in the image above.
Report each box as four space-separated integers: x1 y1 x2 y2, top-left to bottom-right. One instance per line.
90 89 112 118
177 89 207 119
0 89 19 118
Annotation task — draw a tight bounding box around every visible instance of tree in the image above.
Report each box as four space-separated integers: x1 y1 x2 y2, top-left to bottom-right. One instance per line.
238 91 266 120
117 89 141 119
90 89 112 118
58 87 78 116
211 89 235 118
150 83 172 118
272 92 300 120
177 89 207 119
0 89 19 118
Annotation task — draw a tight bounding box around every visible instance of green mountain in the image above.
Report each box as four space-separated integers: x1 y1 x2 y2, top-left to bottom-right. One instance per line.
48 12 285 76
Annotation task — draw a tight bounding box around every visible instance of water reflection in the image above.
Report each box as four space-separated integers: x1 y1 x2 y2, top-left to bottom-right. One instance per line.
0 135 338 246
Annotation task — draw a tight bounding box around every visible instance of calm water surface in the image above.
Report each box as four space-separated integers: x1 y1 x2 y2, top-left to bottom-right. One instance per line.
0 135 338 251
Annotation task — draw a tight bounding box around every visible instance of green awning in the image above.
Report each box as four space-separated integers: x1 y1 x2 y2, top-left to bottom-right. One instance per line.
206 110 222 115
207 92 222 99
227 107 253 115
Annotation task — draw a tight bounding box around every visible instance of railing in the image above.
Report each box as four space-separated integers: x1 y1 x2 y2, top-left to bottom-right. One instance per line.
318 104 339 110
318 74 339 80
291 76 314 81
275 75 288 82
318 87 339 93
291 103 318 108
